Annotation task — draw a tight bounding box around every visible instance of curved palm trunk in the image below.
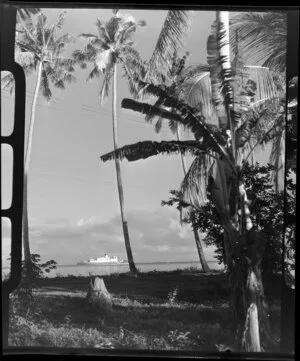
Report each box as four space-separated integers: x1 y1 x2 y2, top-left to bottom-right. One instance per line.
176 125 210 273
23 61 43 276
112 64 138 274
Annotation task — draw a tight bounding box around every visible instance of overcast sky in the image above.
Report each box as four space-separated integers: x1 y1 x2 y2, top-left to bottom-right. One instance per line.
1 8 272 267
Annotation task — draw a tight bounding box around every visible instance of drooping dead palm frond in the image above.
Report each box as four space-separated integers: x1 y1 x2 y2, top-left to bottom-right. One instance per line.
121 83 234 166
100 140 206 163
180 153 215 209
146 10 191 81
123 98 182 124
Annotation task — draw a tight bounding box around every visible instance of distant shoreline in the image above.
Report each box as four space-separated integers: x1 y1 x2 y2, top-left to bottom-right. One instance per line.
2 260 221 270
58 260 219 267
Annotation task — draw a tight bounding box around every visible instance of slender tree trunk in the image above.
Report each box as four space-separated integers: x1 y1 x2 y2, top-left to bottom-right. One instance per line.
176 125 210 273
23 61 43 276
192 225 210 273
112 64 138 274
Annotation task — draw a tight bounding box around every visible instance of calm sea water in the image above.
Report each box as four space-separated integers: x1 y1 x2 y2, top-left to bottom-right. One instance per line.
2 261 224 279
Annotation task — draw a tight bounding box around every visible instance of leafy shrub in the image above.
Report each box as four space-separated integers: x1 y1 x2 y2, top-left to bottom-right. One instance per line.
167 329 196 349
168 287 178 304
6 254 57 318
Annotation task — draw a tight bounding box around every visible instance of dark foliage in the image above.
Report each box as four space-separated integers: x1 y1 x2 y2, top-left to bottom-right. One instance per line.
162 163 285 275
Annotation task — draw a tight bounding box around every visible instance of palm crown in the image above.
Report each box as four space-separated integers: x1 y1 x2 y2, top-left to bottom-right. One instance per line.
72 11 146 102
1 11 76 99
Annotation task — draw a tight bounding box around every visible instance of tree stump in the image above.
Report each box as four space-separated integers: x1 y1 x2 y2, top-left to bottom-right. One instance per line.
86 277 112 310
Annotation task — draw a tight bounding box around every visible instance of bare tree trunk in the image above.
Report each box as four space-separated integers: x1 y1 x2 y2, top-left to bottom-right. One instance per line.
23 61 43 276
192 225 210 273
112 64 138 274
176 124 210 273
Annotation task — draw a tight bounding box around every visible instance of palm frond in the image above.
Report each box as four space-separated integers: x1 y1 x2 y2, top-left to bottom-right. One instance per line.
154 116 164 133
15 48 35 67
115 19 136 45
40 68 52 101
121 62 140 97
16 8 40 23
230 12 287 73
179 64 210 81
235 99 284 149
99 68 113 104
122 82 233 166
36 12 47 46
122 98 182 124
121 46 145 73
105 15 123 42
100 140 206 163
78 33 98 39
72 49 88 68
95 49 113 72
78 33 108 50
180 154 214 209
177 70 218 123
15 39 38 54
52 34 75 55
52 67 76 88
146 11 191 80
144 97 165 126
1 72 15 94
87 66 101 81
54 11 66 31
232 66 284 122
119 48 146 97
95 19 111 44
54 57 76 72
17 20 38 48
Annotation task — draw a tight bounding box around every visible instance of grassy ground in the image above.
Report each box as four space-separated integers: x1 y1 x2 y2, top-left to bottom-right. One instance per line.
8 268 281 351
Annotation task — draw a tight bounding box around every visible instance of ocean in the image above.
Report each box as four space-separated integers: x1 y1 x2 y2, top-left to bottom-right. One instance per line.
2 260 224 279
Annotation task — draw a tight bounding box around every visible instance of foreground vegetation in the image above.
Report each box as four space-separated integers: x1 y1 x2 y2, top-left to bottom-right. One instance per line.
8 269 281 351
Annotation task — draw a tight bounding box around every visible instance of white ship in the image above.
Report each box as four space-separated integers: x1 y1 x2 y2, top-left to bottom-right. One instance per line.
77 254 128 265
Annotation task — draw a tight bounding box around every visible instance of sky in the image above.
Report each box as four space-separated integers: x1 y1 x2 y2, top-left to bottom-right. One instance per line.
1 8 273 267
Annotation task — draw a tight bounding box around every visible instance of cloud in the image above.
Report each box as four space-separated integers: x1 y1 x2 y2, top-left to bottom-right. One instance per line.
77 216 96 227
4 207 217 265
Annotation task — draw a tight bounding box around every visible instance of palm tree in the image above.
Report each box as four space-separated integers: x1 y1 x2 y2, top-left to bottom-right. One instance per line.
72 10 149 274
229 11 287 192
1 11 76 277
100 11 286 351
142 50 211 272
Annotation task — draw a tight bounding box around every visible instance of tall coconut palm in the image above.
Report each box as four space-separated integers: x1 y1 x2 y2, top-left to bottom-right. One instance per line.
72 11 148 274
100 11 286 351
1 11 76 276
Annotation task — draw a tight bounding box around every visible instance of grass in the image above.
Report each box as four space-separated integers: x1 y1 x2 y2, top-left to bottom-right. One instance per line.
7 269 281 351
